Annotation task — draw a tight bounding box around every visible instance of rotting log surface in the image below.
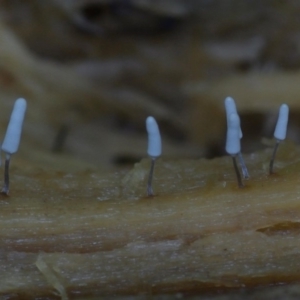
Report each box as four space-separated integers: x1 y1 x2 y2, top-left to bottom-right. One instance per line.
2 142 300 299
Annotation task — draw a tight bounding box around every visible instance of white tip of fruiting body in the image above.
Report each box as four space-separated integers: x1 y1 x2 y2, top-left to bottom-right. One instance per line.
274 104 289 141
225 113 241 155
224 96 243 139
2 98 27 155
224 97 237 116
146 116 162 158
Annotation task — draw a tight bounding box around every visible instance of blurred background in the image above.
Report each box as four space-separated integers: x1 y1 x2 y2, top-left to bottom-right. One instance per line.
1 0 300 171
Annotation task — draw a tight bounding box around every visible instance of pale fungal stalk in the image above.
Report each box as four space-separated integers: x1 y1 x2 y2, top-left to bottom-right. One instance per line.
1 98 27 195
225 113 243 188
224 97 249 179
146 116 162 197
269 104 289 174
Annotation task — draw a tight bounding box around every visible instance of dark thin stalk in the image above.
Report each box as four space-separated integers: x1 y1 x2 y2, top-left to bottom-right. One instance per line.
1 154 10 195
232 156 243 188
238 152 249 179
147 158 156 197
269 140 280 175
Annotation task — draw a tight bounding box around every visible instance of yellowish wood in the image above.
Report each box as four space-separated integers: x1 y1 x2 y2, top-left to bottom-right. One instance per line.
1 142 300 298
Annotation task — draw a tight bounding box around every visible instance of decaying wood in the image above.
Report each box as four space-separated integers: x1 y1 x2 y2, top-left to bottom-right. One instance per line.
1 142 300 298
